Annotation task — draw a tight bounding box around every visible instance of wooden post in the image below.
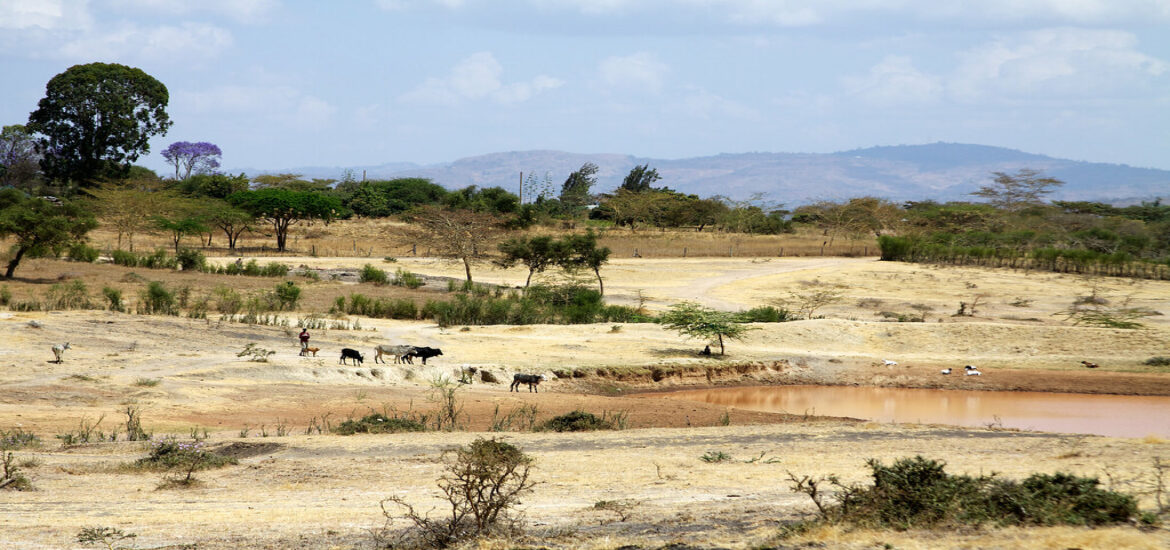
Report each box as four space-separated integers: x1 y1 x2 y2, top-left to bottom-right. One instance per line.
683 247 687 257
779 247 783 257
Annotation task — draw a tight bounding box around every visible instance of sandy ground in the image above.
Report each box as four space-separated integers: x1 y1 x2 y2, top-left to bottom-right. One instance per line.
3 256 1170 548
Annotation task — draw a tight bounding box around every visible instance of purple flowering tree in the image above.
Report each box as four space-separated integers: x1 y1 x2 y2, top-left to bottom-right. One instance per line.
161 141 222 180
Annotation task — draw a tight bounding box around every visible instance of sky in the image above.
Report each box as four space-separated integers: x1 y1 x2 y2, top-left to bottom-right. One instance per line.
1 0 1169 176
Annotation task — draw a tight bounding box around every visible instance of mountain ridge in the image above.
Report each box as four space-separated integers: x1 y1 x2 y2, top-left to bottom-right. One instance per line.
226 143 1170 204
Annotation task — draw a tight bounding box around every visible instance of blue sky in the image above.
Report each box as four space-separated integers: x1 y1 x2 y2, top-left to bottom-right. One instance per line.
2 0 1168 176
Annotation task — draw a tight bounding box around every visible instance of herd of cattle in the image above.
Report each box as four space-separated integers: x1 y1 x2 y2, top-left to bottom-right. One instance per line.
328 344 546 392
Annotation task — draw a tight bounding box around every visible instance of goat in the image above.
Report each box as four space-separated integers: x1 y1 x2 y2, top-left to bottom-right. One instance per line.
965 369 982 376
1081 361 1099 369
374 344 415 364
510 373 545 393
339 348 364 366
940 368 952 375
883 359 898 366
51 342 71 363
300 346 320 357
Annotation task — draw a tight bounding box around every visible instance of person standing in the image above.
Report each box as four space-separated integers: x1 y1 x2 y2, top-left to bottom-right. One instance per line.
299 329 310 355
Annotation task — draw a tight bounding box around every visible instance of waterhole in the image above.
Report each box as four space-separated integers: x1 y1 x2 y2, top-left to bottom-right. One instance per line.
648 385 1170 438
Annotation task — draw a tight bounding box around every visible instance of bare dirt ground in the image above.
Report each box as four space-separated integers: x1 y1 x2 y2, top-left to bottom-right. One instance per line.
3 255 1170 549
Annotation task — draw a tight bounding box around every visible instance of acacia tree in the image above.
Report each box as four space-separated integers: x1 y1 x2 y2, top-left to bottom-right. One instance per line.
971 169 1064 212
203 200 253 251
563 230 611 295
27 63 171 188
659 301 753 356
496 235 569 289
409 206 503 283
161 141 222 180
86 178 170 250
154 197 208 253
0 189 97 278
228 188 341 252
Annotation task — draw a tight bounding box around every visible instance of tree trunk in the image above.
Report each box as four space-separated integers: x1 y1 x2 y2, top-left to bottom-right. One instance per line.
718 334 725 355
5 247 26 278
594 268 604 296
463 257 473 282
525 269 534 288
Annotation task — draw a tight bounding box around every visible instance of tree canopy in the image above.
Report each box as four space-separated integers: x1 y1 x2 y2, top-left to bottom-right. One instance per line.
659 301 753 355
27 62 171 188
559 162 598 210
228 188 341 251
971 169 1064 211
619 164 662 193
0 125 42 192
162 141 222 180
0 188 97 278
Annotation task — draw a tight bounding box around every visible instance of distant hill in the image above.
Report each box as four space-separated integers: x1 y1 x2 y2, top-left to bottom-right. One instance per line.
233 143 1170 204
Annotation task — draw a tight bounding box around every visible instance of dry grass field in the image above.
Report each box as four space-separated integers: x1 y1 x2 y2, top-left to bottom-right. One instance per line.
3 239 1170 548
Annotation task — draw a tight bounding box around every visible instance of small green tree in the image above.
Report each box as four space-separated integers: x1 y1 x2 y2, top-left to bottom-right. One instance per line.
559 162 598 211
971 168 1064 212
496 235 569 288
619 163 661 193
0 189 97 278
562 230 611 295
659 301 753 355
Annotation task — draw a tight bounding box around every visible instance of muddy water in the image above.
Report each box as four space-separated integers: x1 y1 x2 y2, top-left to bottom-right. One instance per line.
651 385 1170 438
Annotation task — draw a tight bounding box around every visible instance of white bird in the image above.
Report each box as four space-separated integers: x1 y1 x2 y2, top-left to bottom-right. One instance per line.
940 368 952 375
883 359 898 366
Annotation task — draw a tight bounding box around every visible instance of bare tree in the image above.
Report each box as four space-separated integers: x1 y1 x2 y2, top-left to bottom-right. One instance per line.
408 206 504 283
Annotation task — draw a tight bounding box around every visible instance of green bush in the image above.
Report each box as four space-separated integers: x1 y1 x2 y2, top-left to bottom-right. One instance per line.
101 286 124 312
175 248 206 271
0 427 40 450
391 268 424 289
1143 356 1170 367
272 281 301 311
141 249 177 269
0 285 10 306
110 249 138 267
139 281 177 315
359 264 389 285
804 456 1138 529
735 305 795 323
333 413 426 435
538 410 618 432
133 439 236 471
66 243 100 263
45 280 93 310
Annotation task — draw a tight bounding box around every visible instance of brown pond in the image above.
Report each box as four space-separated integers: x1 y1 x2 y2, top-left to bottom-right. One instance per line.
648 385 1170 438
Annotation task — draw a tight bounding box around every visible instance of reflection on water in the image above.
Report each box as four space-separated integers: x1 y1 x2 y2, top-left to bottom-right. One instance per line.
651 385 1170 438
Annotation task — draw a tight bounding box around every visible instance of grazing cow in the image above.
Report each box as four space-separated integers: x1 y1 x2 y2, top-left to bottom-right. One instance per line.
51 342 71 363
940 368 952 375
406 346 443 365
374 344 415 364
510 373 545 393
339 348 364 366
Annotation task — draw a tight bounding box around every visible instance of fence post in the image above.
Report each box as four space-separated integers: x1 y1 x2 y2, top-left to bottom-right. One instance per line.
683 247 687 257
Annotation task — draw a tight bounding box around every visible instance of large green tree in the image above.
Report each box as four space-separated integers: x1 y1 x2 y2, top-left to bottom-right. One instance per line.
618 164 661 193
559 162 598 211
27 63 172 188
0 189 97 278
228 188 341 252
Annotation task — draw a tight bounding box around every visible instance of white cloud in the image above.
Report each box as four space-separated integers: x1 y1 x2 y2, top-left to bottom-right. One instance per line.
0 0 92 30
175 85 337 128
400 51 562 105
843 55 943 105
667 87 757 119
597 52 669 94
55 22 233 62
105 0 279 22
949 28 1168 101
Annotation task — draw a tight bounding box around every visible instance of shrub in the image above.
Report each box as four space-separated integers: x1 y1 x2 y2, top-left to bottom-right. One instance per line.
735 305 795 323
0 285 10 306
1144 356 1170 367
110 249 138 267
1 451 33 491
391 268 424 289
792 456 1138 529
175 248 206 271
138 281 177 315
141 248 176 269
360 264 389 285
272 281 301 310
134 438 236 471
101 286 124 312
333 413 426 435
45 280 93 310
538 410 619 432
0 428 40 450
67 243 100 263
379 438 534 548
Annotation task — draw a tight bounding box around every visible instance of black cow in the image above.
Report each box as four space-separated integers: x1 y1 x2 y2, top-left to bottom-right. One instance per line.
510 373 545 393
339 348 364 366
404 346 443 365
